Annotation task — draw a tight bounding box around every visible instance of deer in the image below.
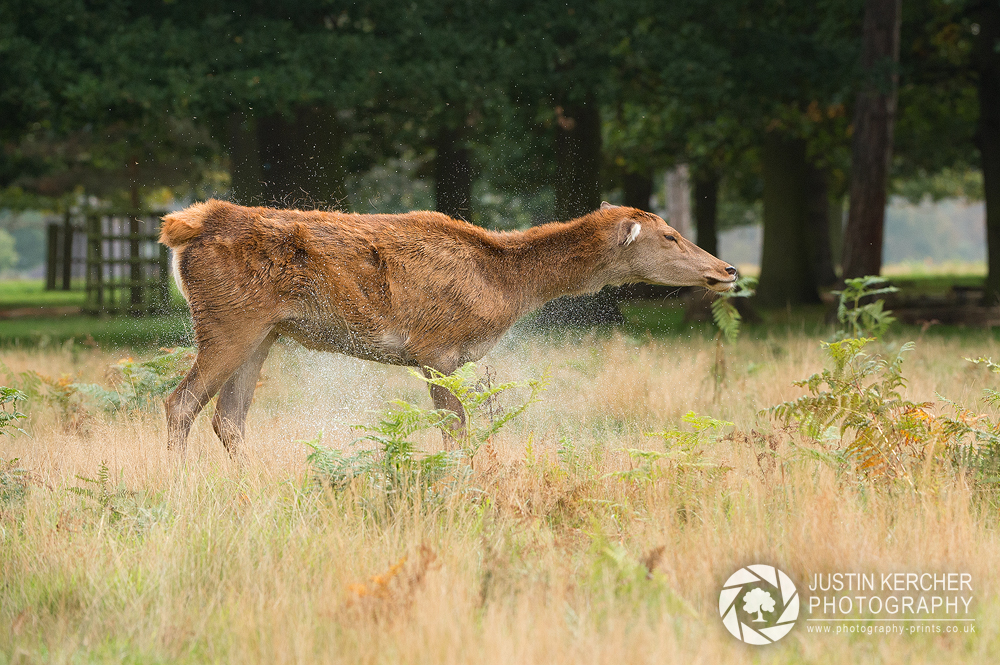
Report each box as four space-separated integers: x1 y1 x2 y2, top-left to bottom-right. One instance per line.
159 199 737 455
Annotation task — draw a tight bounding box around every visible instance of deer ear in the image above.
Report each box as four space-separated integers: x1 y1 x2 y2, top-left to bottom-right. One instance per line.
600 201 617 211
618 220 641 247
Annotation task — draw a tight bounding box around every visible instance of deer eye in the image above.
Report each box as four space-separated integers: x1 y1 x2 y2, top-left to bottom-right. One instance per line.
664 234 677 242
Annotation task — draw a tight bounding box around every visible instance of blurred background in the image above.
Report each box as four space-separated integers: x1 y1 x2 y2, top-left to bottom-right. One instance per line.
0 0 996 340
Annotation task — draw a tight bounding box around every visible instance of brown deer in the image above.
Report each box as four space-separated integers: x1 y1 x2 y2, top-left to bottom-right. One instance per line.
159 200 736 454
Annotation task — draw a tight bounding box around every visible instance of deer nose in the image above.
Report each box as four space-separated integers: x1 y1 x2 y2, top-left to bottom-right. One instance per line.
725 265 737 276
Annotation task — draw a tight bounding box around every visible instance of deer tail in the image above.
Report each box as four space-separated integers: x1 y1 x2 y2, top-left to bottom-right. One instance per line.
159 200 216 247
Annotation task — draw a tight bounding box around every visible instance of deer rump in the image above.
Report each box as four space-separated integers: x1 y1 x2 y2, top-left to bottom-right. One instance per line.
160 200 522 454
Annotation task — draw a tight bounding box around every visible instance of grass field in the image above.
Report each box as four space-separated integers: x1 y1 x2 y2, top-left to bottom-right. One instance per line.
2 321 1000 663
0 279 87 308
0 313 191 350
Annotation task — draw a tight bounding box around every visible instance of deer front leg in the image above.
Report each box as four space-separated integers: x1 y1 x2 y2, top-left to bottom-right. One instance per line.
423 369 466 449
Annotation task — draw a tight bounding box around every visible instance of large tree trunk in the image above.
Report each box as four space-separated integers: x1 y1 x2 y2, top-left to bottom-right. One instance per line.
975 3 1000 305
841 0 901 279
257 105 346 208
805 164 838 288
535 96 623 326
665 165 692 239
623 170 653 211
757 133 820 307
434 127 473 220
829 195 846 272
553 98 602 221
693 172 719 256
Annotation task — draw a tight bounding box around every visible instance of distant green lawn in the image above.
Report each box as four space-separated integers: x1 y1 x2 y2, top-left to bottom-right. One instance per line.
0 278 188 311
1 278 190 350
0 312 192 349
885 273 985 296
619 300 833 339
0 279 87 308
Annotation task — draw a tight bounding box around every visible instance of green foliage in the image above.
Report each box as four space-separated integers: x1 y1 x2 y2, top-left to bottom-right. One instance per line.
417 363 549 458
73 347 195 414
711 276 757 344
0 457 30 507
304 405 458 504
934 358 1000 485
68 462 131 517
0 386 27 436
304 434 372 492
583 532 693 617
711 276 756 396
2 348 192 431
68 461 164 534
771 338 929 481
618 411 733 484
306 363 546 506
892 167 984 204
556 435 592 476
832 276 899 340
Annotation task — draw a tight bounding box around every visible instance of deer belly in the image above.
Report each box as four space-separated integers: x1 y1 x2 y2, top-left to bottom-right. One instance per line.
276 318 416 366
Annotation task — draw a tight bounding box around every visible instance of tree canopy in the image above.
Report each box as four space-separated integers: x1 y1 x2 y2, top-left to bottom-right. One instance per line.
1 0 993 304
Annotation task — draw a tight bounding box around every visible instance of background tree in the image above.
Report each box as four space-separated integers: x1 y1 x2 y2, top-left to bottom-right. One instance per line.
972 2 1000 303
1 0 995 317
842 0 903 279
726 1 858 306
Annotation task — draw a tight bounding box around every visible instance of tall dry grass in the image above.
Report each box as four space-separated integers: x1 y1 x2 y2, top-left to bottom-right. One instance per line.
2 329 1000 663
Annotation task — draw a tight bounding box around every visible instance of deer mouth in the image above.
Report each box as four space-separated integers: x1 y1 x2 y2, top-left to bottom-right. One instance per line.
705 277 737 292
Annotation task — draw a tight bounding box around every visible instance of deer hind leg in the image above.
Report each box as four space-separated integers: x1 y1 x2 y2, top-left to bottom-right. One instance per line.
165 325 274 455
212 331 277 456
424 369 467 449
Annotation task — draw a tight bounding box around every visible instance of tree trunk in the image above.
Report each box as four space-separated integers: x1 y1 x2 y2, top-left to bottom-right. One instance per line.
829 195 846 272
842 0 901 279
665 164 692 239
535 96 622 326
257 105 346 208
623 170 653 211
805 164 838 288
226 111 264 205
757 133 820 307
693 172 719 256
554 98 602 221
975 3 1000 305
434 127 473 220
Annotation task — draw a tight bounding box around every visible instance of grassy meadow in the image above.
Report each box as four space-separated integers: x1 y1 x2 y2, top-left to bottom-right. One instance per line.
2 320 1000 663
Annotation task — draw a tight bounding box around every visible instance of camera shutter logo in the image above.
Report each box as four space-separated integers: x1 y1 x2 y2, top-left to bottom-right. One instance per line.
719 565 799 644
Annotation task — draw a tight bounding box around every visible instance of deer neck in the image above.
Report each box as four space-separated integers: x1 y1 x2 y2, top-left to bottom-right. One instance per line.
500 213 621 312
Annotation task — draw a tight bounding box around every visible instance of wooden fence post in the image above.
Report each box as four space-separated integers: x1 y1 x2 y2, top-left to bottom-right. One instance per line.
85 213 103 312
61 211 73 290
45 223 58 291
129 214 143 312
77 209 168 315
158 243 170 311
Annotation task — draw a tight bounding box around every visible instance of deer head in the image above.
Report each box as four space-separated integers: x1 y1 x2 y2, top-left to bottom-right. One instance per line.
602 202 737 292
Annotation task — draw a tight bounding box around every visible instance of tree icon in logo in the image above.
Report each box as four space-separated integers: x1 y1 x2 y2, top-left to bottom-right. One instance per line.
743 587 776 622
719 564 799 644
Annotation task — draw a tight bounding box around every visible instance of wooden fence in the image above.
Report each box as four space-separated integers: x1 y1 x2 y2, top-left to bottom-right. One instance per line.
45 212 86 291
46 210 170 315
